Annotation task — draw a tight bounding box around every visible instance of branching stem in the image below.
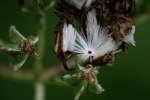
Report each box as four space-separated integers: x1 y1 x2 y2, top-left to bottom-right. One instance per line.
35 0 47 100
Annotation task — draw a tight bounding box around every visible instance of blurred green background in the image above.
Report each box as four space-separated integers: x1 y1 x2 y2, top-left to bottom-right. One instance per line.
0 0 150 100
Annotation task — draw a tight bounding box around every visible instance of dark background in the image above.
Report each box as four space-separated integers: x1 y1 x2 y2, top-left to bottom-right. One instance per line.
0 0 150 100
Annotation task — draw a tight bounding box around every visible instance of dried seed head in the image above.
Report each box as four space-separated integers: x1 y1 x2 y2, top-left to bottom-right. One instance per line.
19 40 35 54
54 0 136 69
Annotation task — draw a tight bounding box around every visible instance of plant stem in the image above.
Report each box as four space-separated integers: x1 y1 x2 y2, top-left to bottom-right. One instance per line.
35 81 45 100
0 64 69 87
35 0 47 100
35 0 47 72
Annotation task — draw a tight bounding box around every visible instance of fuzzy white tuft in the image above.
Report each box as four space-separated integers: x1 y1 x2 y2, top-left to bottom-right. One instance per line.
62 24 76 52
62 10 119 66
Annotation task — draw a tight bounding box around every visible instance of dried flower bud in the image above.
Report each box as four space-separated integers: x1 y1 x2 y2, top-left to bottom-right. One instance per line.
19 40 35 54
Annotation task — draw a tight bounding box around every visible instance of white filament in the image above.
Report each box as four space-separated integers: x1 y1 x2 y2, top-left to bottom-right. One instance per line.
63 24 76 52
63 10 119 64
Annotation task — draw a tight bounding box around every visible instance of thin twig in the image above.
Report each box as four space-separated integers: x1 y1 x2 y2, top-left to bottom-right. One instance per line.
0 64 68 86
0 66 33 81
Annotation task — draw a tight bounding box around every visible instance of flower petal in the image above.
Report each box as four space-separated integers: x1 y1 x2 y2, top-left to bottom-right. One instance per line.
63 24 77 52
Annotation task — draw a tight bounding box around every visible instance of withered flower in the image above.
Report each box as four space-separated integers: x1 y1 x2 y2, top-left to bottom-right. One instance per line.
61 10 120 69
55 4 136 69
54 0 136 99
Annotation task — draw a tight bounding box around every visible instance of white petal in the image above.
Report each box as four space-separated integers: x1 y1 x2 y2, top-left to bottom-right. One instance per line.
62 24 77 52
86 10 100 47
94 38 118 59
63 10 121 67
86 9 119 59
86 9 99 36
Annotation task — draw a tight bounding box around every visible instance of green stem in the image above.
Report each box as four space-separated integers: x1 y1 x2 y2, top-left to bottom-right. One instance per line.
34 0 47 100
35 0 46 73
35 81 45 100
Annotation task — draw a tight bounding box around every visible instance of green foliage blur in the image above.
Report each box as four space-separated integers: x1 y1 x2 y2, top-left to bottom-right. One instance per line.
0 0 150 100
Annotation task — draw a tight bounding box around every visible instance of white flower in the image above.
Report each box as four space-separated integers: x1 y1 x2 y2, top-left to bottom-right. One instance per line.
65 0 95 9
62 10 119 68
